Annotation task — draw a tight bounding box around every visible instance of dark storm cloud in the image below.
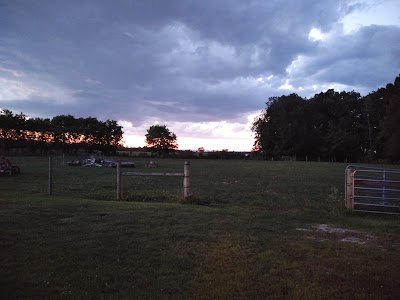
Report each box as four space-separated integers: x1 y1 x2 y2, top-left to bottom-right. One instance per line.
0 0 398 128
287 25 400 93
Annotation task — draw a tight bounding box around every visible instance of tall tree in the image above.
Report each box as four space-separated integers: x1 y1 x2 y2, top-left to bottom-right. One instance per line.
145 125 178 157
97 120 124 155
252 94 305 159
51 114 79 153
312 90 363 162
253 90 364 162
378 77 400 161
26 117 52 154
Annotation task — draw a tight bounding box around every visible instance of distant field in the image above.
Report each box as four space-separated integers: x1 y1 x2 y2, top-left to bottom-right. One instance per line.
1 157 399 299
3 156 348 209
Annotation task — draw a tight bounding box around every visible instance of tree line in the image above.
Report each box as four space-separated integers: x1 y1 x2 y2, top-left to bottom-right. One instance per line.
252 75 400 163
0 111 123 155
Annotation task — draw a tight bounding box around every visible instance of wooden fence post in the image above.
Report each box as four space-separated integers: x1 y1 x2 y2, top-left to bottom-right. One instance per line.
183 161 191 203
117 161 122 200
48 156 53 195
345 167 354 210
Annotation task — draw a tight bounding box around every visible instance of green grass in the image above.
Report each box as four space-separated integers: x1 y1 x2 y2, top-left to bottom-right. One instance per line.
1 157 399 299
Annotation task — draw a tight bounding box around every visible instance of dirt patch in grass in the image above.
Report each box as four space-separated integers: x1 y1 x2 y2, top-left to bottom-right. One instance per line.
296 224 376 245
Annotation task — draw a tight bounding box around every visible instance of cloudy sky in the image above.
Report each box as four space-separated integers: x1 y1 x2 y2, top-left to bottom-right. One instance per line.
1 0 399 151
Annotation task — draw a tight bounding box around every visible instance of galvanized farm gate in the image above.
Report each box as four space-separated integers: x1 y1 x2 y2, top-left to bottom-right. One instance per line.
345 165 400 215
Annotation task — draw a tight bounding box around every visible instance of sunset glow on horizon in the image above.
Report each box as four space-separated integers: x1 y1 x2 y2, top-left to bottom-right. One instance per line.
122 134 254 152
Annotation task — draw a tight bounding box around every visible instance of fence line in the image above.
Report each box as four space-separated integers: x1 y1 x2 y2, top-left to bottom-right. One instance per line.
117 161 192 202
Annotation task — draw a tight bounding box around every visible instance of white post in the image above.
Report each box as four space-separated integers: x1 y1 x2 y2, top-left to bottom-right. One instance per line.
183 161 191 203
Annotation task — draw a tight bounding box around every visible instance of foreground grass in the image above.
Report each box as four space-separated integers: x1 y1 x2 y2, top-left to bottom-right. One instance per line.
1 158 399 299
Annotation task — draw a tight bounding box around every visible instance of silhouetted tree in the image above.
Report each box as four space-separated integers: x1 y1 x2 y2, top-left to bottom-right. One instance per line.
252 86 381 162
378 77 400 161
252 94 305 159
145 125 178 157
0 109 123 155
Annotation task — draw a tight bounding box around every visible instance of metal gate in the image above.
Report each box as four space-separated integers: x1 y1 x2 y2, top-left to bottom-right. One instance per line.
345 165 400 215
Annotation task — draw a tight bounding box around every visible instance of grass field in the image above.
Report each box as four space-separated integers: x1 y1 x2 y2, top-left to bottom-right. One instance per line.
1 157 399 299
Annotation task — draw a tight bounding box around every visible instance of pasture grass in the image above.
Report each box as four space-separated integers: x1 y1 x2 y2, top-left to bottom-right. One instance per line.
1 156 399 299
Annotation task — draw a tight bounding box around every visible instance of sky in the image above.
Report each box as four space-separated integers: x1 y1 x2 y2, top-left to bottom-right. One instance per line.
1 0 399 151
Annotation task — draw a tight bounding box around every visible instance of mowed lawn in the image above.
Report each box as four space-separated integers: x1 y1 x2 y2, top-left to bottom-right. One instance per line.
1 157 399 299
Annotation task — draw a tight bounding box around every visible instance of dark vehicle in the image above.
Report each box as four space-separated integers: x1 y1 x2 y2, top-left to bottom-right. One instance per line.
0 157 20 176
